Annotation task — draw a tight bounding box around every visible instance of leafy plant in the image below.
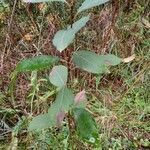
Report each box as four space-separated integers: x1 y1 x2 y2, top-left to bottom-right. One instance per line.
52 15 90 52
11 0 132 148
73 108 100 146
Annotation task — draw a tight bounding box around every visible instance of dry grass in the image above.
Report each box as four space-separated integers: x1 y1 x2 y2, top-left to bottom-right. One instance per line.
0 0 150 149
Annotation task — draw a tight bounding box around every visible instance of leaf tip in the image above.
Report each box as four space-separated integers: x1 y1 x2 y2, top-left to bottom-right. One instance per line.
74 90 87 105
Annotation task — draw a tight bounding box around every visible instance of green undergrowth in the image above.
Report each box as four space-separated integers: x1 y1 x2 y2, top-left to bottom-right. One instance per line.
0 0 150 149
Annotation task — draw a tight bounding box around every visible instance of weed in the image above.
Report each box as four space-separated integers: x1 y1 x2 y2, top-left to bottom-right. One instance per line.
0 0 149 149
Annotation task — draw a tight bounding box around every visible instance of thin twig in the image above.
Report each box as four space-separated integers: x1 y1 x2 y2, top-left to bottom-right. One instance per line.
0 0 17 73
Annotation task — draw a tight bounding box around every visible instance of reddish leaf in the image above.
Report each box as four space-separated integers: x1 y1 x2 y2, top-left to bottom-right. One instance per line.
74 90 86 105
56 111 65 127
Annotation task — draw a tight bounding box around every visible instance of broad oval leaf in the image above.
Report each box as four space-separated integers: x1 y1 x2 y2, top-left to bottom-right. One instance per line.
73 108 100 146
53 15 90 52
72 50 121 74
23 0 66 3
53 29 75 52
72 50 107 74
78 0 110 13
49 65 68 88
48 87 74 125
29 114 52 131
16 55 59 72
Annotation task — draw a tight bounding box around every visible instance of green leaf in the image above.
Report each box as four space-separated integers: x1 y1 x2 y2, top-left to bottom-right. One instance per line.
72 50 107 74
48 87 74 124
29 88 74 131
78 0 110 13
29 114 52 131
71 15 90 33
73 108 100 146
53 15 90 52
100 54 122 66
49 65 68 88
53 29 75 52
16 55 59 72
23 0 66 3
72 50 121 74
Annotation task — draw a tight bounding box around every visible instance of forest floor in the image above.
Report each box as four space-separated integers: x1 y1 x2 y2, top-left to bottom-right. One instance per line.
0 0 150 149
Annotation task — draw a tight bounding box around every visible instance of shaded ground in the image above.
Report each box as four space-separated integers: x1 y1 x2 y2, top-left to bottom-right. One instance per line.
0 0 150 149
